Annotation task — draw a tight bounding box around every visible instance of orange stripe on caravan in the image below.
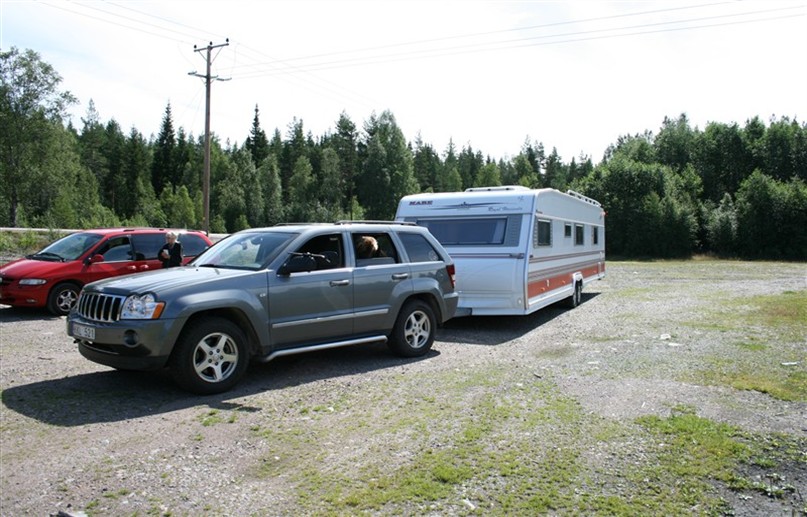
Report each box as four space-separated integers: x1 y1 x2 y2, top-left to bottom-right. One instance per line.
527 264 604 298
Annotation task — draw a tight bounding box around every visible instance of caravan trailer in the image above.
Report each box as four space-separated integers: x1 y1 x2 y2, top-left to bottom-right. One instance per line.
396 186 605 316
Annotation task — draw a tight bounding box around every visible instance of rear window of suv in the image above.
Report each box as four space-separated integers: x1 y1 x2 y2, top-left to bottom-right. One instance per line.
398 232 442 262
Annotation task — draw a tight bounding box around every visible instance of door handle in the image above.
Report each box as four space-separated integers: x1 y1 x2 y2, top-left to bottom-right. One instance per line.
330 280 350 286
139 265 150 270
126 266 137 271
392 273 409 280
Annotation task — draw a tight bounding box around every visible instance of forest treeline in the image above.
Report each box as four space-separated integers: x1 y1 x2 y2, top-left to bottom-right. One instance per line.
2 47 805 259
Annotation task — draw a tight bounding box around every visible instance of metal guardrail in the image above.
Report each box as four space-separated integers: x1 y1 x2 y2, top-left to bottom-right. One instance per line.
0 227 228 241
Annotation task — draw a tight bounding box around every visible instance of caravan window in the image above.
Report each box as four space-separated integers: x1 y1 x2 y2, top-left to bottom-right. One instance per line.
420 218 507 246
534 219 552 247
564 223 572 238
575 224 585 245
593 226 599 245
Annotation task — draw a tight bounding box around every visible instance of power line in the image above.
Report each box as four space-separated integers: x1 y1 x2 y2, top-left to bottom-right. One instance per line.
228 6 805 78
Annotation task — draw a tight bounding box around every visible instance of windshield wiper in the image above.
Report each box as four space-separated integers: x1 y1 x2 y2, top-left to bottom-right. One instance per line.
28 252 65 262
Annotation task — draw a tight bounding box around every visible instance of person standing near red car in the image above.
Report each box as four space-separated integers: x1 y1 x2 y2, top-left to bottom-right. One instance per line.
159 232 183 268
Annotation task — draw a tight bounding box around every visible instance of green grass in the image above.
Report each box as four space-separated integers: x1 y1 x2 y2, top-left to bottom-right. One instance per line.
633 407 806 513
686 290 807 401
243 363 807 516
0 229 64 262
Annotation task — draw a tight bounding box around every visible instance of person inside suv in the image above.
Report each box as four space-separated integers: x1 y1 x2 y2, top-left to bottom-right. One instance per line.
356 236 379 259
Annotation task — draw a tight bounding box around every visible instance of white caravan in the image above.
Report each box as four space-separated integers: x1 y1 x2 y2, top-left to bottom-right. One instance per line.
396 186 605 316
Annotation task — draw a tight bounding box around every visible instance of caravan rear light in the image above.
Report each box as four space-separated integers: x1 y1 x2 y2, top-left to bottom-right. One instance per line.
446 263 456 288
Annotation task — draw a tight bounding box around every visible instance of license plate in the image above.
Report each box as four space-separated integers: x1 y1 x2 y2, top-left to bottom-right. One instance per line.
72 322 95 340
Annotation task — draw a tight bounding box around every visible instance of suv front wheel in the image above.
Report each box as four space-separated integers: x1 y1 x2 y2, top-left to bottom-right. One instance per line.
388 300 436 357
169 317 250 394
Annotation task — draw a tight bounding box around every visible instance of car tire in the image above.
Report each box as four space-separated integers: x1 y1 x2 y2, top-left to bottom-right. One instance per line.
388 299 436 357
47 282 80 316
169 317 250 395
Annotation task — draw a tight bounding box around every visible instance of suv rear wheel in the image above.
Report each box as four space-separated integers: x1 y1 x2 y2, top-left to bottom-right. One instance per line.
388 300 436 357
169 318 249 394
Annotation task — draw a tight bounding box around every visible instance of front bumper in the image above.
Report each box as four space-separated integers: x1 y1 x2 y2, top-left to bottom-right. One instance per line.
0 285 47 308
66 315 178 371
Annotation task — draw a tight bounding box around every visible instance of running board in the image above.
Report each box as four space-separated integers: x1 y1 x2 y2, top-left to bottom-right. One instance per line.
256 335 388 363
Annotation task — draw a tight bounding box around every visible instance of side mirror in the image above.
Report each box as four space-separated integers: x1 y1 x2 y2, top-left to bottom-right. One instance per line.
278 254 317 276
86 254 104 265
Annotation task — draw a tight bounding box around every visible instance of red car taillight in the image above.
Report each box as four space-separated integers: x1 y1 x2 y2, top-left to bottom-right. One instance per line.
446 263 456 288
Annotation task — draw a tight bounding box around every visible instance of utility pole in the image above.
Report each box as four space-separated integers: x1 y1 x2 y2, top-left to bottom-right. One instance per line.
189 39 229 235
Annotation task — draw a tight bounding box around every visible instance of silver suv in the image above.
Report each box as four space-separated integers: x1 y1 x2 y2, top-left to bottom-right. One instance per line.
66 222 458 394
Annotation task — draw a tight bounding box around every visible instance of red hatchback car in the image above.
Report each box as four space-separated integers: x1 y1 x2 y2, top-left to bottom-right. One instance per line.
0 228 213 315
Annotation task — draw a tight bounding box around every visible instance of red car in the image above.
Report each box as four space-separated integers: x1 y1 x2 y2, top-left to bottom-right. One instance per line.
0 228 213 315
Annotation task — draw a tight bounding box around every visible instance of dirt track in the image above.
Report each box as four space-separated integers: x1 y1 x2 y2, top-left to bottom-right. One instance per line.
1 261 805 516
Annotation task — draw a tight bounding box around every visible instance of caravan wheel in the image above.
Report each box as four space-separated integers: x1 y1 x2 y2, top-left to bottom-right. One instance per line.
565 282 582 309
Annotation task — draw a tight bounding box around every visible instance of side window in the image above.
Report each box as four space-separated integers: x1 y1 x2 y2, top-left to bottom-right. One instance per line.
352 233 399 264
534 218 552 247
180 234 210 257
592 226 599 245
132 233 167 261
564 223 572 238
98 237 132 262
575 224 585 246
296 233 344 269
398 232 441 263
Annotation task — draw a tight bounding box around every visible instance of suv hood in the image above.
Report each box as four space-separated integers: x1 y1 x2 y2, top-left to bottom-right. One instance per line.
84 266 260 295
0 257 77 278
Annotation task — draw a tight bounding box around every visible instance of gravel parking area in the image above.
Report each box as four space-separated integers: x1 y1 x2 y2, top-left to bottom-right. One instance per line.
1 261 805 516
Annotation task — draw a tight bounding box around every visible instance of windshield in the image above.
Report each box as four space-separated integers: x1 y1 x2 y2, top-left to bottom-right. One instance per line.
191 231 297 270
30 232 104 261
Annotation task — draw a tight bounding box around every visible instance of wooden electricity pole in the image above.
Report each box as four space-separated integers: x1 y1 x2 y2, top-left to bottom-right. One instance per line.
189 39 229 235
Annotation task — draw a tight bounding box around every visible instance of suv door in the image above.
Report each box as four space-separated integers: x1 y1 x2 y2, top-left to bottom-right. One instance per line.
268 232 354 347
351 231 412 334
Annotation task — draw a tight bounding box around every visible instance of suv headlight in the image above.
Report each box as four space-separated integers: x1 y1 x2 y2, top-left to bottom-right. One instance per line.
19 278 47 285
121 293 165 319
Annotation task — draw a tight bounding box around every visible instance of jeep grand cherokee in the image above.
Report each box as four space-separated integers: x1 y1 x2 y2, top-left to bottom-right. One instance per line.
66 222 458 394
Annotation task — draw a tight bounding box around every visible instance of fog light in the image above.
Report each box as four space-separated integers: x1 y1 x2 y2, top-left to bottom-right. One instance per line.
123 330 139 347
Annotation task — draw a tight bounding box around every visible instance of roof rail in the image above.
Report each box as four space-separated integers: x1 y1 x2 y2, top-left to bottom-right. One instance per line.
465 185 530 192
274 222 333 226
335 220 416 226
566 190 601 207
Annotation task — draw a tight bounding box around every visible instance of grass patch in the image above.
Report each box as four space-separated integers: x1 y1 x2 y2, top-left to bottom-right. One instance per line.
247 367 802 516
634 408 806 513
694 290 807 340
0 229 64 262
686 290 807 401
696 363 807 402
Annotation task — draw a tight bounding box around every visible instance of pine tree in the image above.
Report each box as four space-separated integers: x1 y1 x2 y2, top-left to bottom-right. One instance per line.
152 102 177 195
244 104 269 166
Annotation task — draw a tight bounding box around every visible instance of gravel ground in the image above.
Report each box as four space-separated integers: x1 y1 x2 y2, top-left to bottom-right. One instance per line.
1 261 805 516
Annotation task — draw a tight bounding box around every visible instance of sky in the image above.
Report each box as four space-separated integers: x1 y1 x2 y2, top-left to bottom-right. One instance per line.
2 0 806 163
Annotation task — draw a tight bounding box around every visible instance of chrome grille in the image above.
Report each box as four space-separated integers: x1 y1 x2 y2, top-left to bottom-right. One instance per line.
77 292 125 322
